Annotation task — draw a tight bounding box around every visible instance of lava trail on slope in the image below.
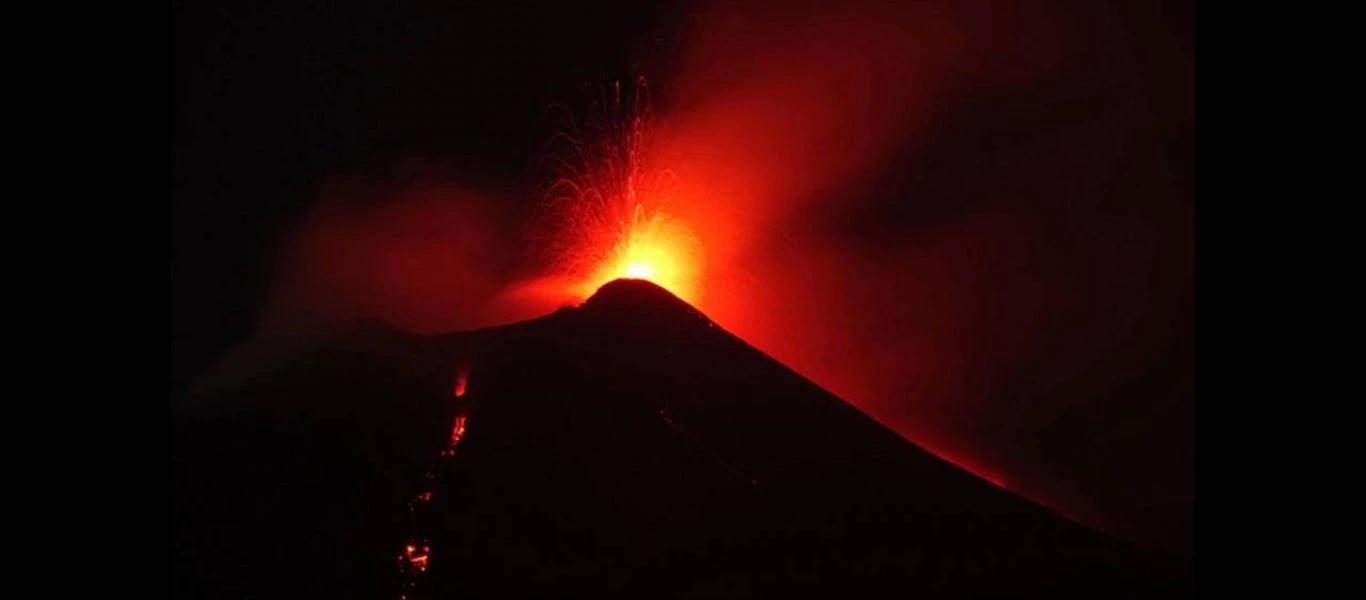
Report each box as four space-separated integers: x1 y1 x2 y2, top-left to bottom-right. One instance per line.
173 279 1192 599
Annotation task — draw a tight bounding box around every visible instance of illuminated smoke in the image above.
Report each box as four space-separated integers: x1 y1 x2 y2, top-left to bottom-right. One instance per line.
260 159 573 340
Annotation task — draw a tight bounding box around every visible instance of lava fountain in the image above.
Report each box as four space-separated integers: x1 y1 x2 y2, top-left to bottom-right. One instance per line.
535 79 703 304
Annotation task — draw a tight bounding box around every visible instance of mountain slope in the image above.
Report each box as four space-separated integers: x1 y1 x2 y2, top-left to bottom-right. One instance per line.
173 279 1192 599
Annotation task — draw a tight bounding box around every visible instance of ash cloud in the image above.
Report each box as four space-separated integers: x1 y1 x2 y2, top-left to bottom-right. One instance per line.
258 158 572 340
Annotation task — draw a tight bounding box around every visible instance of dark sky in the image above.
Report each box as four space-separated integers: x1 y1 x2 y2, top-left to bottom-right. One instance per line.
172 0 1194 552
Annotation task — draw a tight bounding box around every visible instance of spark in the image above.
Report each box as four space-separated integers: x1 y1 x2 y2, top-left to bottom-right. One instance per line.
534 78 703 303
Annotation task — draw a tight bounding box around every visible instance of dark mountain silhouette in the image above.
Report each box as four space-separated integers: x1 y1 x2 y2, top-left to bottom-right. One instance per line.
173 279 1192 599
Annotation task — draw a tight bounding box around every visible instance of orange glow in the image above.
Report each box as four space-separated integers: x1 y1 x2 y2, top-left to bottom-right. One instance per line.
574 204 702 302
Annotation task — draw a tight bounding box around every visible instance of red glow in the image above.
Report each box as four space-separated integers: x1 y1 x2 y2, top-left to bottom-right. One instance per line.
454 365 470 398
924 446 1006 489
441 415 468 459
400 543 430 573
450 415 467 447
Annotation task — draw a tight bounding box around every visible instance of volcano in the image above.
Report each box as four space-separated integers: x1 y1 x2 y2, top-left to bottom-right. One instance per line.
173 279 1192 599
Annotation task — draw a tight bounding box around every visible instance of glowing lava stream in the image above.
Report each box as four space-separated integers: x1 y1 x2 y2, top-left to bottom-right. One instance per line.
397 365 473 598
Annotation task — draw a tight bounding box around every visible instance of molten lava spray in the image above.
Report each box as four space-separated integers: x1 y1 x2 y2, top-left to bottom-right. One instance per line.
535 80 703 305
